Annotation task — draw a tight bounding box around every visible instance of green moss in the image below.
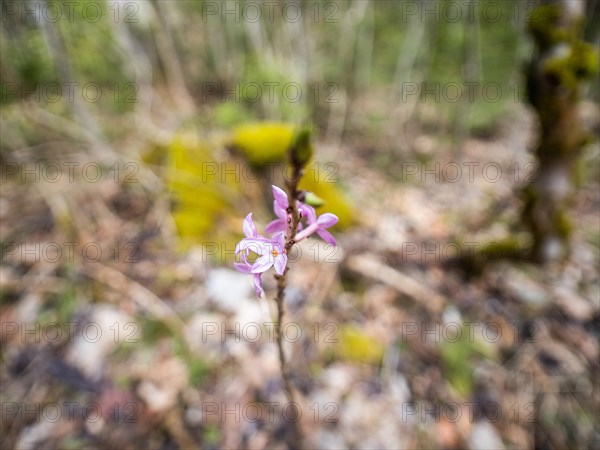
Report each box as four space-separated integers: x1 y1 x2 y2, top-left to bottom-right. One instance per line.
232 122 354 228
479 237 525 261
166 125 353 259
555 209 572 239
299 164 354 229
167 134 240 259
141 142 169 167
231 122 295 166
453 234 534 273
331 325 384 366
528 5 565 47
569 41 600 79
545 41 599 90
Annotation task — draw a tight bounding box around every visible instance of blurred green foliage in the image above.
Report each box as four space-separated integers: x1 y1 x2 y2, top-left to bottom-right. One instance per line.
1 0 136 114
1 0 554 146
368 0 526 135
1 31 55 95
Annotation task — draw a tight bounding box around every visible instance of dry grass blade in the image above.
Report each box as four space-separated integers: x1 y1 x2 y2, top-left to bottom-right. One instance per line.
345 253 445 314
82 262 186 335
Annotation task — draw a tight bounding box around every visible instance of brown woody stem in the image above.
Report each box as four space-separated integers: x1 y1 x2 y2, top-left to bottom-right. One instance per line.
272 161 304 448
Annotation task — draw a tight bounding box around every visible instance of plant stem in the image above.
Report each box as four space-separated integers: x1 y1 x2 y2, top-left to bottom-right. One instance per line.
284 163 303 253
271 162 304 447
274 272 295 406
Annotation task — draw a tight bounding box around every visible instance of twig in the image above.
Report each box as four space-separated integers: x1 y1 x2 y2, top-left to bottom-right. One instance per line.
272 160 304 447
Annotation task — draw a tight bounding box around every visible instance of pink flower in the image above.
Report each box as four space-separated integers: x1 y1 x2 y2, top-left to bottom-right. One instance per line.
234 259 265 298
265 185 308 234
265 185 291 233
234 213 269 298
234 186 338 298
235 213 270 255
296 203 338 245
251 233 287 275
235 232 288 298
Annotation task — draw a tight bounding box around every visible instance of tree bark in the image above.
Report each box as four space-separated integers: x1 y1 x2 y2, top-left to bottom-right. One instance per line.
522 0 597 262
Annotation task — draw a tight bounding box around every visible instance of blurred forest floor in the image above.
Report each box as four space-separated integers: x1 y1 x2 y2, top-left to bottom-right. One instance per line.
1 103 599 449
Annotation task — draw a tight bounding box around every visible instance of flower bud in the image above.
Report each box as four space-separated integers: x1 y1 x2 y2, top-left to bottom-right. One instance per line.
302 191 325 207
289 127 313 168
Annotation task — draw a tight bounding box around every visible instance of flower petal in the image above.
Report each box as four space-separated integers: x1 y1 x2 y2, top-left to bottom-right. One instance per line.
273 201 288 221
317 229 337 246
234 261 251 274
271 185 288 209
243 212 257 238
274 253 287 275
251 254 274 273
235 239 249 255
272 232 286 249
300 203 317 224
253 274 264 298
265 219 286 234
317 213 339 228
236 238 270 255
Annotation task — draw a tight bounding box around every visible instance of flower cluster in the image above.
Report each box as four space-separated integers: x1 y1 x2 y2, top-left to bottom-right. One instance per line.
235 185 338 297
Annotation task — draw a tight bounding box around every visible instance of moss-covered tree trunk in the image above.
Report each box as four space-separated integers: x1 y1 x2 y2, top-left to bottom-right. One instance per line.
522 0 597 263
